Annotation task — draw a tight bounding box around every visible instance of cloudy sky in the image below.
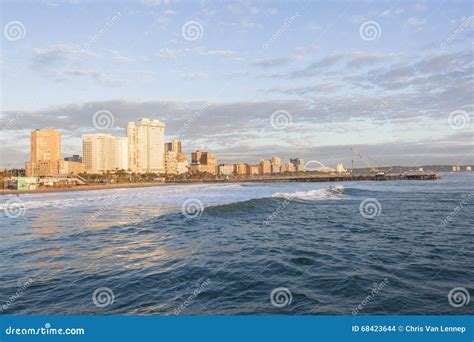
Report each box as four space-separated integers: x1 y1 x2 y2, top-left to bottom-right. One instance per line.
1 0 473 169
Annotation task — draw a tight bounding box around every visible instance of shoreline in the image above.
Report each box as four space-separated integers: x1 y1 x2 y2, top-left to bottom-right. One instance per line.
0 173 440 196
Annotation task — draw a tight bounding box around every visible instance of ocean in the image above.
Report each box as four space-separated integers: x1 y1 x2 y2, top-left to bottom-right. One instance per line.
0 173 472 315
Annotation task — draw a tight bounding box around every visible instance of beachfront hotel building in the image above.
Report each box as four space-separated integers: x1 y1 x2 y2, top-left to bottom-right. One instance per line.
234 163 247 175
114 136 129 171
165 139 182 155
271 156 281 174
271 156 281 167
247 164 260 176
127 119 165 174
259 160 272 174
31 128 61 162
26 128 84 176
164 139 188 175
190 151 217 175
290 158 305 172
82 134 128 173
282 162 296 173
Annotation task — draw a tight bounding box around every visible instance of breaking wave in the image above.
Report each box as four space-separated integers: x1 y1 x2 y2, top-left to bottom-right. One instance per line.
272 185 345 201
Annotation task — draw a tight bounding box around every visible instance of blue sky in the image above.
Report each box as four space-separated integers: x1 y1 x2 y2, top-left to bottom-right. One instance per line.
1 0 473 168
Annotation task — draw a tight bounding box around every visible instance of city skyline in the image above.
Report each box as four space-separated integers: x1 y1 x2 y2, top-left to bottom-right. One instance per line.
1 0 473 168
21 124 314 177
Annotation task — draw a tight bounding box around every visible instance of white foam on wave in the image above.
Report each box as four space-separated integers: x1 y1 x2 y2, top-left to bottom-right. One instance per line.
272 185 345 201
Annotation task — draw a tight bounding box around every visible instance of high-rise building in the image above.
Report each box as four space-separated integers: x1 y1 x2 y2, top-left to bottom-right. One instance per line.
26 128 61 176
290 158 305 172
82 134 127 173
165 151 178 175
31 128 61 163
176 152 188 175
26 128 84 176
271 156 281 174
247 165 259 176
190 150 217 175
82 134 114 173
165 139 182 154
259 160 272 174
165 139 187 175
282 162 296 173
114 136 129 170
127 119 165 174
271 164 280 174
234 163 247 175
271 156 281 167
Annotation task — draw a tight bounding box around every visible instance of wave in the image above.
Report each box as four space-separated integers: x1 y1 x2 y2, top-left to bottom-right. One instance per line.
204 185 348 214
272 185 346 201
204 197 278 216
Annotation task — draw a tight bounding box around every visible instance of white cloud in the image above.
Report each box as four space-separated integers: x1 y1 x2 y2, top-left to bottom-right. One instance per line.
33 43 99 64
405 16 426 31
60 68 125 87
180 71 208 80
252 55 303 68
156 47 237 59
413 3 427 11
306 23 322 33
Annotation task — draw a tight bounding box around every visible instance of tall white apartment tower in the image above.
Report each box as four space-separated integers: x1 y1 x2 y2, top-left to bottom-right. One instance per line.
82 134 115 173
127 119 165 174
114 136 129 171
82 134 128 173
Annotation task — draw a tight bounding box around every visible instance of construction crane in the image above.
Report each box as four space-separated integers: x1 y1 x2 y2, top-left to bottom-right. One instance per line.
350 146 385 176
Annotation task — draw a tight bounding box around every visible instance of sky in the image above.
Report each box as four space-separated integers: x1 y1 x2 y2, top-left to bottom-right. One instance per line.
0 0 473 169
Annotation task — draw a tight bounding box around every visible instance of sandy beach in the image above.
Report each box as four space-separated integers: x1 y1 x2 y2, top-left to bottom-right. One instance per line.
0 182 169 195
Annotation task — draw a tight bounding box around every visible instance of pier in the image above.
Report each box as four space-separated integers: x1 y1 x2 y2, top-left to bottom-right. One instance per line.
287 173 439 182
